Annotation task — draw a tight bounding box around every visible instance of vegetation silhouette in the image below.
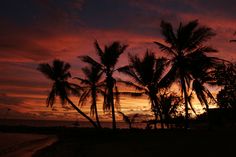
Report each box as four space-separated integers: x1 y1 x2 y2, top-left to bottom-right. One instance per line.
119 51 167 129
35 20 235 131
190 55 220 124
80 40 128 130
117 111 139 129
74 65 104 128
154 20 217 129
158 92 182 128
216 62 236 110
37 59 98 128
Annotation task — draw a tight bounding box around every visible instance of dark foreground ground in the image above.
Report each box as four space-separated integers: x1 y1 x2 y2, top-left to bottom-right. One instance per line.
1 125 236 157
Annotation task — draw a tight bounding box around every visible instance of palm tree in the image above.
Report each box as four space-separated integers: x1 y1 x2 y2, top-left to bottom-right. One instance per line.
154 20 217 129
37 59 98 128
80 41 128 130
74 65 104 128
118 51 167 129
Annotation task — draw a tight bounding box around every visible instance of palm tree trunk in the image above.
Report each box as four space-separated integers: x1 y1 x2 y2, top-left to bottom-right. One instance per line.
181 77 189 129
150 99 157 129
109 86 116 130
154 110 158 129
107 76 116 130
153 96 164 129
92 88 101 128
65 97 98 128
128 122 132 129
202 95 210 127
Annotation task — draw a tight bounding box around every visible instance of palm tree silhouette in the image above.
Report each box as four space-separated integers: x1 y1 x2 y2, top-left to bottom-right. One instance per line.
215 62 236 109
118 51 167 129
154 20 217 129
191 57 218 121
74 65 104 128
37 59 98 128
80 40 128 130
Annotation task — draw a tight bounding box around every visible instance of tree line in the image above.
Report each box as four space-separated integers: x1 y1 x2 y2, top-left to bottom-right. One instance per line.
38 20 236 130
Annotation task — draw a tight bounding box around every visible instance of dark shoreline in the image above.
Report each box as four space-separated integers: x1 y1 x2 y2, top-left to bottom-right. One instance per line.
1 125 236 157
33 126 236 157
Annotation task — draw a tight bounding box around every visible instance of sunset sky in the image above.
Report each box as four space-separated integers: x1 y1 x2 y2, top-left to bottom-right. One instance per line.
0 0 235 121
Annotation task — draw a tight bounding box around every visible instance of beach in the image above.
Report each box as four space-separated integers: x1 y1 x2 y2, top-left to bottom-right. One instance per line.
0 124 235 157
0 133 57 157
33 127 236 157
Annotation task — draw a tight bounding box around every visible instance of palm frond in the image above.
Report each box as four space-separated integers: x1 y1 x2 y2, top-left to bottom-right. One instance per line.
114 85 120 110
153 57 167 83
100 41 128 68
159 63 178 88
118 65 145 86
74 77 91 85
160 20 177 47
187 92 199 117
79 55 103 69
94 40 104 57
118 91 144 97
66 82 82 96
117 111 131 125
78 89 91 107
117 79 146 91
37 63 54 80
154 41 177 56
187 26 216 51
204 88 217 103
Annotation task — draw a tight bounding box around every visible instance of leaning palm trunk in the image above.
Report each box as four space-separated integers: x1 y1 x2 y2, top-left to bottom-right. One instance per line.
65 97 98 128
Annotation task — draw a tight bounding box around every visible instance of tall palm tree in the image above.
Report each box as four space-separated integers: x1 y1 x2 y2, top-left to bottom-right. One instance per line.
74 65 104 128
37 59 98 128
80 40 128 130
154 20 217 129
118 51 167 129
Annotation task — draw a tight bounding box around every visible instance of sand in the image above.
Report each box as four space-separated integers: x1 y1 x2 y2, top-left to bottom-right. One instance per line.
33 128 236 157
0 133 57 157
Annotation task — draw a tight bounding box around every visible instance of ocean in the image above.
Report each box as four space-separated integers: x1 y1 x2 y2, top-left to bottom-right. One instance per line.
0 119 148 129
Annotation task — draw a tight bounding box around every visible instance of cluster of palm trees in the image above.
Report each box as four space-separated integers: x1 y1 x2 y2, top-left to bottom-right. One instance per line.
38 20 226 130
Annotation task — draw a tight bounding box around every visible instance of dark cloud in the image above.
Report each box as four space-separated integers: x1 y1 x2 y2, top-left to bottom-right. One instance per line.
0 0 85 62
0 0 84 26
0 93 24 106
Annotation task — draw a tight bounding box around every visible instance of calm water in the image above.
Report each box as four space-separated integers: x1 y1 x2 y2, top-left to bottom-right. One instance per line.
0 119 148 129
